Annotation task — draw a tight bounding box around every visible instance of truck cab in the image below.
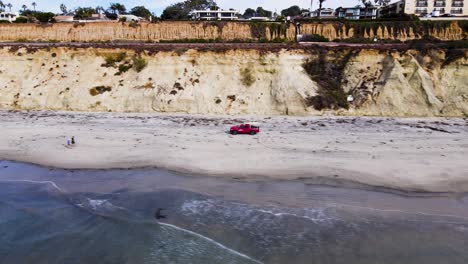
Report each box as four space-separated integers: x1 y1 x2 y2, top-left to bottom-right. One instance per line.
230 123 260 135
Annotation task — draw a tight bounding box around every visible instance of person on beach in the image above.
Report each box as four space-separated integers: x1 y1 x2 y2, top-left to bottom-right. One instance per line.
71 136 75 145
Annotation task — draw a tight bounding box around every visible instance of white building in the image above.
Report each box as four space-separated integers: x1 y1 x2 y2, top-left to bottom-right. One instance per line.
248 16 272 21
379 0 406 16
310 8 337 18
119 14 142 22
0 12 19 22
192 9 240 20
336 6 380 20
404 0 467 16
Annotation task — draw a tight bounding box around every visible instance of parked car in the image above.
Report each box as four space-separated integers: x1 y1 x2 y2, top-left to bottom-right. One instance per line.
230 123 260 135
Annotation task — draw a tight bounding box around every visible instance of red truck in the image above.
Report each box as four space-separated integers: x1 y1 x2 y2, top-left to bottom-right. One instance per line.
230 123 260 135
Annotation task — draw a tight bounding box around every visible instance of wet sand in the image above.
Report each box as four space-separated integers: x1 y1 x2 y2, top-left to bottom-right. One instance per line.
0 110 467 193
1 161 468 264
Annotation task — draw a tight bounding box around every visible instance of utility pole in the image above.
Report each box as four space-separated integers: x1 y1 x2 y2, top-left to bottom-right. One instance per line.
310 0 314 11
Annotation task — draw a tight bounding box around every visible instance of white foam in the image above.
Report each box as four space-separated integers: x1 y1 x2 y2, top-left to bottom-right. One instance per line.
257 209 333 223
88 199 108 209
327 202 468 221
0 179 64 192
87 198 127 211
158 222 263 264
181 199 215 215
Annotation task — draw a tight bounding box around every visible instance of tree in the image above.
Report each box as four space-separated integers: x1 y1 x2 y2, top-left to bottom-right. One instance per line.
317 0 326 19
242 8 256 19
6 2 11 12
95 6 105 14
161 0 217 20
374 0 391 6
281 5 302 17
34 12 55 22
130 6 152 19
32 2 37 12
361 0 373 19
22 4 27 12
60 4 67 14
74 7 95 19
161 3 186 19
109 3 126 14
256 7 272 17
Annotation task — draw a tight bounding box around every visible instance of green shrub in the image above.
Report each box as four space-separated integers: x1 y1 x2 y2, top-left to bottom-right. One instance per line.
34 12 56 23
240 68 255 87
103 52 127 67
115 64 132 75
132 57 148 72
89 86 112 96
301 34 329 42
303 50 353 110
13 17 28 23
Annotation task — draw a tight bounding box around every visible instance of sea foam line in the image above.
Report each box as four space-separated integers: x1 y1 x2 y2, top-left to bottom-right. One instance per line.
0 179 64 192
158 222 263 264
327 201 468 222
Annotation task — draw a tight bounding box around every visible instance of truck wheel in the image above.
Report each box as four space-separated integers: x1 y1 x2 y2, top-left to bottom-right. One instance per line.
250 131 256 135
231 131 238 135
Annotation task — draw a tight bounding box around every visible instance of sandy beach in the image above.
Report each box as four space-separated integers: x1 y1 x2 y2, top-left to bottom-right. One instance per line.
0 110 467 193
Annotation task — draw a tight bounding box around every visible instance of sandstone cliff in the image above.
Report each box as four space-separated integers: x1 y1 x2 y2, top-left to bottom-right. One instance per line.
0 46 466 117
299 21 467 41
0 21 465 43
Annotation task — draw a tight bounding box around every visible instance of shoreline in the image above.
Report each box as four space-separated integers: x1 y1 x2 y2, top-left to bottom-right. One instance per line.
1 110 467 194
0 159 464 198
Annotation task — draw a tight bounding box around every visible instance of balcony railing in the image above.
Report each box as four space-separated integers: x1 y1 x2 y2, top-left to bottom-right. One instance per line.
416 1 429 6
452 2 464 7
434 1 447 7
433 8 446 12
415 8 428 13
451 8 463 13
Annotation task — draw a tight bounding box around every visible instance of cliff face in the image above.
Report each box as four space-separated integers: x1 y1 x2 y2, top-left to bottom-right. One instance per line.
0 21 465 43
0 22 289 42
0 46 466 117
299 21 467 41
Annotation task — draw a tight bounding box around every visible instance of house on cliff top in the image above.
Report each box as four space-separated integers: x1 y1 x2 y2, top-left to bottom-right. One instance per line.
192 9 240 20
0 12 18 22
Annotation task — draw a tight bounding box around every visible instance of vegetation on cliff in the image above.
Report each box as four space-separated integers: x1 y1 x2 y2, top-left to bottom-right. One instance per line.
303 50 354 110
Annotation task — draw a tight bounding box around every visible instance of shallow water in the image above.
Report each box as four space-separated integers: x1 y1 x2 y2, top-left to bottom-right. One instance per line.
1 161 468 264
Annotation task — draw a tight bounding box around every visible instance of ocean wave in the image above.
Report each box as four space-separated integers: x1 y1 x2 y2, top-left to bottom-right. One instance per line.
157 222 263 264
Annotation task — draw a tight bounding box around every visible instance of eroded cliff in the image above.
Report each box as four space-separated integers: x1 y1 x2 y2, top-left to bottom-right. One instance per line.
0 21 466 42
0 45 466 117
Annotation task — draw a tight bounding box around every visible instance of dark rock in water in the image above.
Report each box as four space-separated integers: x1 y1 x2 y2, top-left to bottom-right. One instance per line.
155 208 167 219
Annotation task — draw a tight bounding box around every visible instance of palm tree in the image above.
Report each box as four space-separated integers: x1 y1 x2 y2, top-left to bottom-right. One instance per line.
317 0 326 19
32 2 37 12
6 3 12 12
60 4 67 14
95 6 104 14
22 4 27 12
374 0 390 6
110 3 126 14
0 1 5 12
361 0 372 19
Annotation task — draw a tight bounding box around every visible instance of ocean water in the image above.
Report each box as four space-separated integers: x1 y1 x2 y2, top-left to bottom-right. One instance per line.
1 161 468 264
